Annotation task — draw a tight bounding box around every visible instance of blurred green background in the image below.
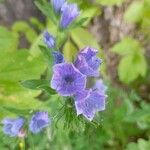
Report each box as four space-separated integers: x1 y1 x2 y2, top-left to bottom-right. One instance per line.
0 0 150 149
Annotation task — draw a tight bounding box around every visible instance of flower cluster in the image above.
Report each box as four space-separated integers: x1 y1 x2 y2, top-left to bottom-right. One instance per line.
44 32 107 121
1 112 51 137
1 0 107 138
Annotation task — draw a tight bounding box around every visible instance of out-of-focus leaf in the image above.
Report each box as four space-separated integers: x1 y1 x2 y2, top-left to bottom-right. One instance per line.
124 1 144 23
34 0 57 24
0 26 18 52
112 37 141 55
0 26 45 118
63 39 77 62
126 139 150 150
71 28 100 49
12 21 38 43
118 54 147 84
29 17 45 31
96 0 124 6
79 4 101 26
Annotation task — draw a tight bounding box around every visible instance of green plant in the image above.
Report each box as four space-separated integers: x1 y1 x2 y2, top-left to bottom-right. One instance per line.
112 37 147 84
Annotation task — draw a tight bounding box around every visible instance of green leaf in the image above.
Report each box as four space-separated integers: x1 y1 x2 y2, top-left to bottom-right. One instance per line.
35 0 57 24
71 28 100 49
0 26 18 52
63 39 77 62
124 1 144 23
12 21 38 43
69 17 88 29
78 4 101 26
39 45 53 67
0 26 45 118
126 139 150 150
3 106 31 115
21 79 56 95
112 37 141 56
118 54 147 84
96 0 124 6
29 17 45 31
118 56 138 84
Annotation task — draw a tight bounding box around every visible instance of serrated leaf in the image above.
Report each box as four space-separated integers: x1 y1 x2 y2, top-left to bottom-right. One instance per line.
124 1 144 23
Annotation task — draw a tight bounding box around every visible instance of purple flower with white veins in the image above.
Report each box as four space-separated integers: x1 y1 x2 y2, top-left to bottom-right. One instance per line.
60 3 80 28
75 89 106 121
74 47 102 77
52 0 66 13
2 117 24 137
29 112 50 134
51 63 86 96
43 31 55 48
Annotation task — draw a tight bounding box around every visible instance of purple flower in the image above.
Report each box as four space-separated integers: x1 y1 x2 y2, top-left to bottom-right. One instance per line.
52 0 65 13
93 80 107 94
75 89 106 121
60 3 80 28
43 31 55 48
74 47 102 77
2 117 24 137
29 112 50 134
51 63 86 96
52 51 65 64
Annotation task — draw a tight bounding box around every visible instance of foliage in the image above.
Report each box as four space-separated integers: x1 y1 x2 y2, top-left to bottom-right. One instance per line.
96 0 124 6
0 26 45 118
0 0 150 149
124 0 150 34
126 139 150 150
112 37 147 84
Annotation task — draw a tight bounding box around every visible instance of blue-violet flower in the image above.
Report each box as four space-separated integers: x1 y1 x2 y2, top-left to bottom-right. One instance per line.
29 112 50 134
51 63 86 96
75 89 106 121
60 3 80 28
52 0 66 13
74 47 102 77
52 51 65 64
2 117 24 137
43 31 55 48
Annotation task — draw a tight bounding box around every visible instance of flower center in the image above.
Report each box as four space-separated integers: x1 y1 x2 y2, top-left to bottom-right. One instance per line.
64 75 74 83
